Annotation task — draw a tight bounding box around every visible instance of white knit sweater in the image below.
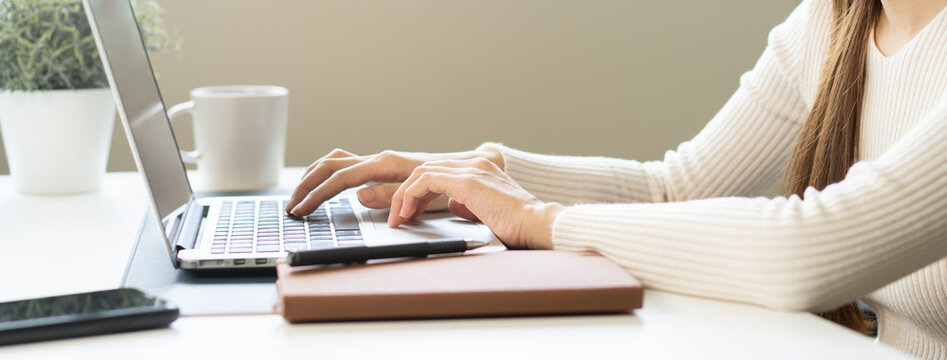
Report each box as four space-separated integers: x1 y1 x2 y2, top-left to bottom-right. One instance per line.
490 0 947 358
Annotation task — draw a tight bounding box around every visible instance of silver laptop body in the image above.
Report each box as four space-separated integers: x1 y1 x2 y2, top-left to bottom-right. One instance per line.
83 0 497 270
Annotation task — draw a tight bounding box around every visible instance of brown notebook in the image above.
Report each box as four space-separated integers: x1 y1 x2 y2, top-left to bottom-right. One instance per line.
275 250 643 322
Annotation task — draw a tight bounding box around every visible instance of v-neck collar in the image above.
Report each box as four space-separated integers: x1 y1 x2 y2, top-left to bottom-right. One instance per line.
870 5 947 61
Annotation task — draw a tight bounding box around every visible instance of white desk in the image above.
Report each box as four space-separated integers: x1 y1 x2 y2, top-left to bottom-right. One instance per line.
0 169 910 359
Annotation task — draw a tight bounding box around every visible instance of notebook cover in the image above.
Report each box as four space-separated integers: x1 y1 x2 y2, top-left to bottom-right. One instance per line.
275 250 643 322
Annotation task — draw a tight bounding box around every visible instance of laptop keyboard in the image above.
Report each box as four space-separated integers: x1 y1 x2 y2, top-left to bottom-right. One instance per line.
210 198 363 254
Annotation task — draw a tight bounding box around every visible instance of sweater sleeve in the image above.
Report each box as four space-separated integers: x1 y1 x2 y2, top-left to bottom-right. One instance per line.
552 96 947 312
490 0 947 312
487 0 822 206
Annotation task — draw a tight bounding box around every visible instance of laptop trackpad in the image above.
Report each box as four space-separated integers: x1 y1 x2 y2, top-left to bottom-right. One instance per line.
366 208 475 228
364 208 494 243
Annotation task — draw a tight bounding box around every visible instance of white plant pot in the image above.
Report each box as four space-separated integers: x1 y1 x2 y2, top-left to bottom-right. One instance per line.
0 88 116 194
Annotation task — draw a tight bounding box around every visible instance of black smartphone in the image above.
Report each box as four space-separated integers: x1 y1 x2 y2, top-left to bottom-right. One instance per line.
0 288 179 346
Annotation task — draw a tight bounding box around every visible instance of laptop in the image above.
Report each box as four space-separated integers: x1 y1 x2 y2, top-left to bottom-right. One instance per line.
83 0 498 271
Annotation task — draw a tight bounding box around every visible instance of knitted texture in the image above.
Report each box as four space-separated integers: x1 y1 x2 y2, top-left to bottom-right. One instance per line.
489 1 947 358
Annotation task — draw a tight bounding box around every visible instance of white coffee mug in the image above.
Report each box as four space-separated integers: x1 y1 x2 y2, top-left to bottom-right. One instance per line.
167 85 288 191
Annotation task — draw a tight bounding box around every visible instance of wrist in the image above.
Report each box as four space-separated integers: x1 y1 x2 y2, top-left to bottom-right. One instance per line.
525 202 565 250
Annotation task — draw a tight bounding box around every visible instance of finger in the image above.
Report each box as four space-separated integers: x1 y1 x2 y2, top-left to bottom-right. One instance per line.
448 198 479 222
399 181 446 221
302 148 357 180
387 164 474 226
388 188 406 226
286 157 361 212
399 173 448 219
292 158 402 216
356 183 400 209
400 172 439 220
393 172 458 226
387 164 432 226
405 197 435 222
357 182 448 211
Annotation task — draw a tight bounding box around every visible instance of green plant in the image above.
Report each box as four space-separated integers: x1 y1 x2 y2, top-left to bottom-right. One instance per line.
0 0 177 91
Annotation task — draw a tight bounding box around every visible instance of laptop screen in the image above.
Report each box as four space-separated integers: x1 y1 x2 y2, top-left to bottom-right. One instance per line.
84 0 193 222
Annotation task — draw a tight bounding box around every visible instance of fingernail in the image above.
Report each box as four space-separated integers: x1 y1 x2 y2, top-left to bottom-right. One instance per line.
290 206 302 216
357 188 375 204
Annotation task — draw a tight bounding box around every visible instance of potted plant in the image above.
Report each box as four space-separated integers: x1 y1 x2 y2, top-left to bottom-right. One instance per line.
0 0 175 194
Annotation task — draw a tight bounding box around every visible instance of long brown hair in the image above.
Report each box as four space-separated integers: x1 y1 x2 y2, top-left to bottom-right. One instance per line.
784 0 881 334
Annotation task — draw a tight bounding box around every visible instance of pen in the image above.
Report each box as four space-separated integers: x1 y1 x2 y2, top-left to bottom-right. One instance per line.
286 238 489 266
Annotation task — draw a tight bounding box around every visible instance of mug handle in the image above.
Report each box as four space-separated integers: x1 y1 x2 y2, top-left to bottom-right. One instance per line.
166 101 201 164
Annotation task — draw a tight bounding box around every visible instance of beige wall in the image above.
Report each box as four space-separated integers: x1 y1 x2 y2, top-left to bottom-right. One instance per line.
0 0 800 175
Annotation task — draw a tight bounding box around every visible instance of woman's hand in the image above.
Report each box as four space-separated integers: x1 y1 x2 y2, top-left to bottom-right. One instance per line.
389 157 564 249
285 146 505 216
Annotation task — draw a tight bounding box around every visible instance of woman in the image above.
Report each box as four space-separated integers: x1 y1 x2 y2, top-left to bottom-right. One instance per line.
286 0 947 357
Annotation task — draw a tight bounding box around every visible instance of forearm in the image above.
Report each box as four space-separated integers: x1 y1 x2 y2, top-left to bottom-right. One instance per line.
478 56 807 206
541 98 947 311
479 142 664 205
545 101 947 311
477 10 820 207
480 83 803 207
550 191 947 312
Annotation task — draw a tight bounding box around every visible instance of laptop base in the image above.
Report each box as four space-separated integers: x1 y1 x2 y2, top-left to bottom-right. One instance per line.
122 208 279 316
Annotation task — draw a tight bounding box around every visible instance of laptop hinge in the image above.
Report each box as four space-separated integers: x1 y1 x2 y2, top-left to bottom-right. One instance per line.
172 200 207 257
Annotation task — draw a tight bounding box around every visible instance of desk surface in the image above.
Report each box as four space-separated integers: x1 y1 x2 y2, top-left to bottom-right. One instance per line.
0 169 910 359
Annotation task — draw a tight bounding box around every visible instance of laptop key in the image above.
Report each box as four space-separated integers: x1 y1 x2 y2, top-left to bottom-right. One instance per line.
310 241 336 250
284 244 308 252
256 245 281 252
